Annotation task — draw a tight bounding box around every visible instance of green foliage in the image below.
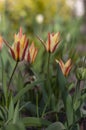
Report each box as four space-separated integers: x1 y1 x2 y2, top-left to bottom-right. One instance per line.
46 122 65 130
22 117 51 127
57 64 73 126
0 1 86 129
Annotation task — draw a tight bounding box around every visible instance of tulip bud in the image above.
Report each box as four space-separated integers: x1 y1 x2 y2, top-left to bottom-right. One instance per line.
56 58 72 77
37 32 60 53
3 27 29 61
76 67 86 80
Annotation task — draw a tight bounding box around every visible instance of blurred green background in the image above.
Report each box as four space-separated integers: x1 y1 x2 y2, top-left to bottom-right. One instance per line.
0 0 86 72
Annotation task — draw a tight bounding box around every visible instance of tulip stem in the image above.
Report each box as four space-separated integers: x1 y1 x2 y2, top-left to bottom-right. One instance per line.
36 93 39 117
8 62 18 90
76 80 81 93
41 95 51 118
48 52 51 76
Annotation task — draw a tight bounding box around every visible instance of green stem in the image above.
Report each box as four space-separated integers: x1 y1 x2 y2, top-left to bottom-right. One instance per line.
73 80 81 122
41 96 51 118
76 80 81 93
8 62 18 90
47 52 51 76
42 52 51 117
36 93 39 117
74 79 81 102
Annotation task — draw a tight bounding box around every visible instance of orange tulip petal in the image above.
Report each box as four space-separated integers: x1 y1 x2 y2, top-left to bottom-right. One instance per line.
32 48 38 63
48 33 51 52
10 48 15 60
65 65 72 76
19 27 23 39
16 41 20 61
52 43 58 53
65 59 71 68
22 39 29 60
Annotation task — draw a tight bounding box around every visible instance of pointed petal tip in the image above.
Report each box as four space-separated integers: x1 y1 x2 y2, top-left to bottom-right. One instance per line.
19 27 23 38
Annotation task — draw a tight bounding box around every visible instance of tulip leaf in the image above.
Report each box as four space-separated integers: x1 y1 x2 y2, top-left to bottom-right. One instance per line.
73 80 81 111
0 106 7 121
1 121 25 130
66 94 73 126
22 117 51 127
13 101 19 124
45 122 65 130
0 110 4 120
56 64 73 126
8 97 14 121
56 63 67 104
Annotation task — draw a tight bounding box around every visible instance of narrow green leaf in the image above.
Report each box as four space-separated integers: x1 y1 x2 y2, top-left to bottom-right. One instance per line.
13 101 19 124
73 98 81 111
22 117 51 127
8 97 14 121
73 81 81 111
56 64 67 104
57 64 74 126
66 94 73 126
0 110 4 120
56 63 67 93
0 106 7 121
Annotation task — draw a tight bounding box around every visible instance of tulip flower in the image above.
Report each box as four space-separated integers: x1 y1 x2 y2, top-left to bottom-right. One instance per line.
0 35 3 51
56 59 72 76
25 42 38 63
3 27 28 61
37 32 60 53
